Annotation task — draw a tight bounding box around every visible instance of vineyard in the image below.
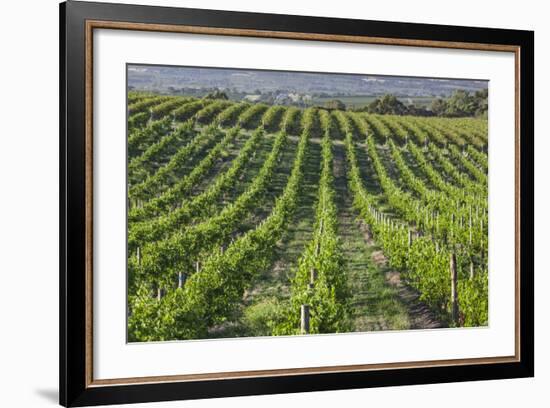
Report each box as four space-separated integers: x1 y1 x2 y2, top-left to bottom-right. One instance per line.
126 91 489 342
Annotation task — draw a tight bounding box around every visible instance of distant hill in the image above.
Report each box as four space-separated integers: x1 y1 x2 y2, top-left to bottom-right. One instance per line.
128 65 487 98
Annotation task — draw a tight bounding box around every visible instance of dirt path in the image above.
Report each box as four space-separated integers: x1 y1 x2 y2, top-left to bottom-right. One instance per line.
359 222 444 330
207 134 305 339
209 138 322 338
244 138 321 302
332 141 444 331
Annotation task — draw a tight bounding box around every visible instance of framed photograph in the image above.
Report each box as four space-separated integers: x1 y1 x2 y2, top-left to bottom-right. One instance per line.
60 1 534 406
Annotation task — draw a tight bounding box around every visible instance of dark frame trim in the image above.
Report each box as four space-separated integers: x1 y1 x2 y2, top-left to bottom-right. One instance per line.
60 1 534 406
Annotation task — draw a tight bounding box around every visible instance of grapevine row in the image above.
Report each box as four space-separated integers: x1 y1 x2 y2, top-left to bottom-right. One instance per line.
342 116 487 326
151 97 192 120
128 95 172 116
132 126 289 288
129 124 223 202
129 111 311 341
127 120 194 185
128 126 264 249
129 126 240 220
128 117 173 159
275 110 350 335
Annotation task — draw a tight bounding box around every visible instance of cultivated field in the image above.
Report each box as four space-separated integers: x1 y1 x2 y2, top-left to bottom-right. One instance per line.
126 92 489 342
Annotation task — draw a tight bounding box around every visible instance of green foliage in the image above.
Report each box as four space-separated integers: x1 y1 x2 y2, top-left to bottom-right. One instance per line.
128 111 149 131
128 114 311 341
126 95 489 340
275 110 351 335
280 107 302 135
195 100 233 124
363 114 392 143
128 91 154 105
430 89 488 118
366 94 408 115
150 97 191 120
133 127 287 289
458 272 489 326
128 117 173 158
430 98 448 117
448 144 487 185
128 120 195 186
243 298 286 337
128 124 223 202
128 126 262 249
203 90 229 100
324 99 346 111
237 104 269 129
261 105 286 132
357 90 488 118
172 100 207 121
342 117 487 326
128 95 171 116
466 145 488 171
217 102 250 127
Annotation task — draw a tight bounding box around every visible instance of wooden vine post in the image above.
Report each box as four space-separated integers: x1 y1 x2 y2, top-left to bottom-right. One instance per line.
450 213 455 241
310 268 317 286
469 206 473 245
450 252 459 324
300 305 310 335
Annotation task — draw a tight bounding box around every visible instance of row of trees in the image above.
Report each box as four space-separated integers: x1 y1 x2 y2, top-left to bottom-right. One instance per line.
325 89 488 118
429 89 488 118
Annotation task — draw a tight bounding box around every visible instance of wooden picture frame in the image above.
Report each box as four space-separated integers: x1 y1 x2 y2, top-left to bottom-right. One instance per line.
60 1 534 406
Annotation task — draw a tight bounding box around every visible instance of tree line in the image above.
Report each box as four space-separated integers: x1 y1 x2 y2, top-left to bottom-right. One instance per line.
325 89 488 118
